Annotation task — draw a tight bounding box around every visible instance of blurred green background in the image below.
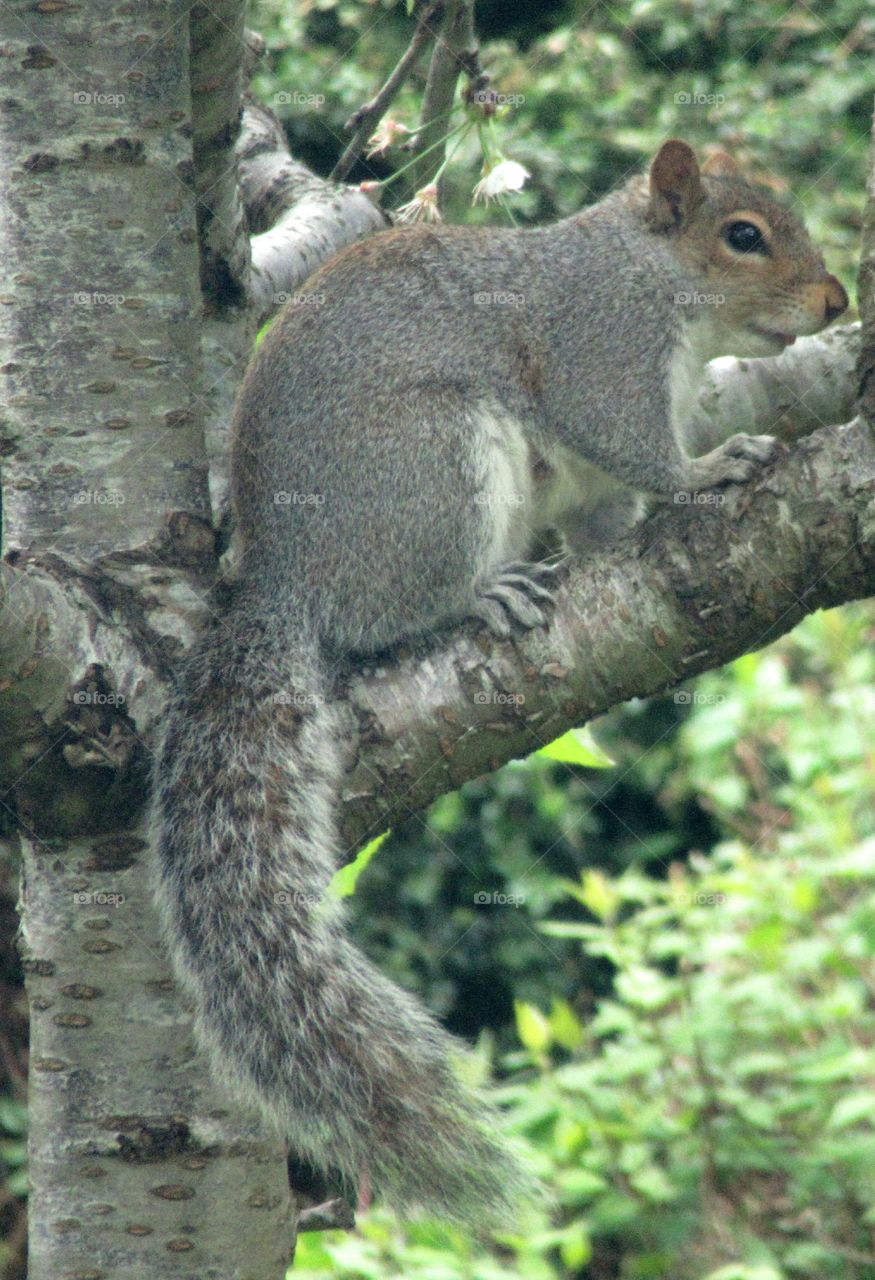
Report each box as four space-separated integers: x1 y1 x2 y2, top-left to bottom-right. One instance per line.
4 2 874 1278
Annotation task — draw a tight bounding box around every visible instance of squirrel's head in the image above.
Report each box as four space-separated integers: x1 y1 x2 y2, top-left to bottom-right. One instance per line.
643 139 848 359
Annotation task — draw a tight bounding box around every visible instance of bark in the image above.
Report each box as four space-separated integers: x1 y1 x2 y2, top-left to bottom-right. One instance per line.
857 105 875 429
0 3 290 1278
410 0 476 195
686 324 859 453
237 98 387 326
189 0 256 519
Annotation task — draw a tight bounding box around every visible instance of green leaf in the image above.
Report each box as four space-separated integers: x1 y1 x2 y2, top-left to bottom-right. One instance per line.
537 726 615 768
615 964 678 1011
555 1167 609 1202
827 1091 875 1130
630 1164 678 1203
558 1221 592 1268
514 1000 552 1054
549 997 583 1050
0 1098 26 1134
328 831 390 898
579 869 620 922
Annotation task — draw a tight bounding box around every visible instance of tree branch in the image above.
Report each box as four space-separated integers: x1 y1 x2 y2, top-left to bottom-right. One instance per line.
330 0 445 183
686 324 859 454
235 97 387 324
333 419 875 849
410 0 475 194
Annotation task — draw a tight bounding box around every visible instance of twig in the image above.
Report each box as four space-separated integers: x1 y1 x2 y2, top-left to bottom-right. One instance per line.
409 0 475 195
330 1 445 182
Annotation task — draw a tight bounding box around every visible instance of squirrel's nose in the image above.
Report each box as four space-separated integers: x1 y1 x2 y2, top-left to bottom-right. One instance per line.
824 275 849 325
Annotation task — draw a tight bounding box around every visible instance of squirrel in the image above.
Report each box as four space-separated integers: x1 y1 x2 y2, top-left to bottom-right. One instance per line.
152 140 848 1226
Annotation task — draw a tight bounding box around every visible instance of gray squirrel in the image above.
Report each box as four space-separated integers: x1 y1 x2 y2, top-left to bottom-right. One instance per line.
152 141 847 1226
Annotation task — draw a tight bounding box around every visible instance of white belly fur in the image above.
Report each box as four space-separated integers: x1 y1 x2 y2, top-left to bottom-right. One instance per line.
475 406 533 568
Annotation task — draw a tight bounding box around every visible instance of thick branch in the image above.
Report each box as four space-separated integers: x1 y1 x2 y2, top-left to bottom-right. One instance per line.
334 419 875 848
6 421 871 850
236 98 387 324
189 0 250 312
686 325 859 453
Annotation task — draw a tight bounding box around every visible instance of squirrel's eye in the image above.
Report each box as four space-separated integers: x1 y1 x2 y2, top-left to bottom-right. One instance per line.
724 220 767 254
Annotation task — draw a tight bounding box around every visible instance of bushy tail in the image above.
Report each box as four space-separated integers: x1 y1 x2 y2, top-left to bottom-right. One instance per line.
152 595 536 1226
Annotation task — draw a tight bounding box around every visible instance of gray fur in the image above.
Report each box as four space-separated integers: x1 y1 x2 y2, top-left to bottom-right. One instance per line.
152 143 845 1225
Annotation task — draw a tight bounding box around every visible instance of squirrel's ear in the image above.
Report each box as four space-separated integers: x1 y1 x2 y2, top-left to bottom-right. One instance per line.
701 149 740 178
647 140 703 229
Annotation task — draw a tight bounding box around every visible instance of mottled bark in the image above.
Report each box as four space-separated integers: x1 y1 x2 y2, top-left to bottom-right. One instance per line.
0 3 290 1279
856 106 875 429
237 98 387 326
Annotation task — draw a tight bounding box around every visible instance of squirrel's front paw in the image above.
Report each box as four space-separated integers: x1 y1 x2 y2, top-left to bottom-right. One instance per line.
471 559 565 638
690 433 777 490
